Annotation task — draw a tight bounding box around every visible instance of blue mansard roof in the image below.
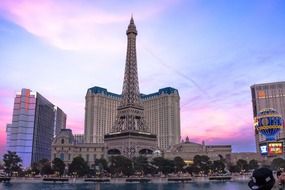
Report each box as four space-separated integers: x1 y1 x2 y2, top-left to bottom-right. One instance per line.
87 86 179 99
88 86 121 98
140 87 179 99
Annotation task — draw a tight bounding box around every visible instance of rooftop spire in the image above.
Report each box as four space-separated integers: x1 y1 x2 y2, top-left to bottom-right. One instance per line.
127 16 137 35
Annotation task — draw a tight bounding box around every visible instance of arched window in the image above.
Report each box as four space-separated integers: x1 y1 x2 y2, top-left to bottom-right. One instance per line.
60 153 64 160
61 139 64 144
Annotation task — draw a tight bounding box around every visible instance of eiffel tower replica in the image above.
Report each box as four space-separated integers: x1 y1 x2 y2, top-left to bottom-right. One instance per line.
104 17 157 158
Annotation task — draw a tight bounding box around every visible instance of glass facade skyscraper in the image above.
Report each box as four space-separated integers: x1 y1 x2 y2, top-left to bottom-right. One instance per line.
54 107 67 137
6 89 66 167
32 93 56 164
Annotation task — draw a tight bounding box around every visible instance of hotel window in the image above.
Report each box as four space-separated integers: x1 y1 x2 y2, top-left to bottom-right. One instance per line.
60 153 64 161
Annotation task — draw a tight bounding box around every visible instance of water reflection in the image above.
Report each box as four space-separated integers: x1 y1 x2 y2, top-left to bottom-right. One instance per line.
95 183 100 190
0 181 249 190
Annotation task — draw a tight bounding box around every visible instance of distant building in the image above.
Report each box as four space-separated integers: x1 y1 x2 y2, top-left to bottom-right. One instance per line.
51 129 104 166
142 88 180 150
84 17 180 151
164 136 232 161
54 107 67 137
74 134 84 144
84 87 120 144
251 81 285 153
84 87 180 150
6 88 66 167
229 152 265 164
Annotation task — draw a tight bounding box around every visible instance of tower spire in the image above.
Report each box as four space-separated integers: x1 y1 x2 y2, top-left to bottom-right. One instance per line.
104 17 157 159
126 16 137 35
113 17 148 132
120 17 140 108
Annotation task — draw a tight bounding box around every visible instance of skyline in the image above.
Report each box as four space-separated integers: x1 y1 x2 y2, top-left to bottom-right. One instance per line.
1 0 285 155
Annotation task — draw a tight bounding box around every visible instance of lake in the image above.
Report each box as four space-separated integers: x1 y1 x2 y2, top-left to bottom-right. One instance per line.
0 182 249 190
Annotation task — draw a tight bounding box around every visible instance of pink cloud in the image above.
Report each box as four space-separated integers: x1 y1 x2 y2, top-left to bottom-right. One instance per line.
0 0 179 51
67 118 84 134
0 89 14 156
181 103 254 145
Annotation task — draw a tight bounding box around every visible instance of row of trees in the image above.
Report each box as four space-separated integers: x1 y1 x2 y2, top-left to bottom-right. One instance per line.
184 155 259 175
3 151 285 177
1 151 67 177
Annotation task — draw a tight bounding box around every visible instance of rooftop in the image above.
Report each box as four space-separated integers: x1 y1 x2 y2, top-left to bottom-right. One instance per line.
87 86 179 99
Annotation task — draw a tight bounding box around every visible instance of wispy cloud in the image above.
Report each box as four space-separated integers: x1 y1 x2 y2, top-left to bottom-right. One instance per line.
0 0 178 51
0 0 285 154
181 102 254 151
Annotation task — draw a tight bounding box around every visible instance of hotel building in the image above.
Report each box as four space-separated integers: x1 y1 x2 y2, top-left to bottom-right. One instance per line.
84 18 180 151
84 87 180 150
251 81 285 153
6 88 66 167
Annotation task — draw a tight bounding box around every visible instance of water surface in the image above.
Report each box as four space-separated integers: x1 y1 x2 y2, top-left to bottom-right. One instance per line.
0 182 249 190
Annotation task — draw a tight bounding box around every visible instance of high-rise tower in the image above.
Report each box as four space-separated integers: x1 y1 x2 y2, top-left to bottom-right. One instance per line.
6 88 66 167
251 81 285 153
104 17 157 158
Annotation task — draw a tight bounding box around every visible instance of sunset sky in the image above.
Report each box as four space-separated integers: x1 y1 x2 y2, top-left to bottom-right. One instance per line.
0 0 285 155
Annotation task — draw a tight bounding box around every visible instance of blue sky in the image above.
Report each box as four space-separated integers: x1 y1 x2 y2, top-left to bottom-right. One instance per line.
0 0 285 154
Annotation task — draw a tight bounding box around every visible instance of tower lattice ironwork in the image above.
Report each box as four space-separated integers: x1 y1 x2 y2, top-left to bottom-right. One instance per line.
105 17 157 159
112 17 149 133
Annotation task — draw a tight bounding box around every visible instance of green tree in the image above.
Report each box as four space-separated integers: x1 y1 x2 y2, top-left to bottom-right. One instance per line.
30 159 50 176
228 163 239 173
69 156 89 177
236 159 249 172
41 164 53 175
39 159 53 176
271 158 285 170
52 158 65 176
173 156 186 173
248 159 259 170
193 155 211 175
95 158 108 172
30 162 40 175
109 156 134 176
151 157 174 175
3 151 22 176
133 156 148 174
186 165 200 175
211 160 225 173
